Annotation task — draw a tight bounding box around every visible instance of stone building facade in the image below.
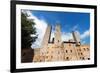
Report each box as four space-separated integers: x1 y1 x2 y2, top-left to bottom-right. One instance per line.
33 24 90 62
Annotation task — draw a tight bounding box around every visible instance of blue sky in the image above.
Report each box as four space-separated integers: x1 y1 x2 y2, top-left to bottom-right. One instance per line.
23 10 90 48
32 10 90 33
32 10 90 44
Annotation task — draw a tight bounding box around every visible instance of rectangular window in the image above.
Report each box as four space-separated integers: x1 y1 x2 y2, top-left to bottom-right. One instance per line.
70 50 72 53
66 50 68 53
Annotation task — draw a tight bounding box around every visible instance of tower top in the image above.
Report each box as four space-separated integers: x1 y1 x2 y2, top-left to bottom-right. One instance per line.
56 22 61 26
72 31 81 45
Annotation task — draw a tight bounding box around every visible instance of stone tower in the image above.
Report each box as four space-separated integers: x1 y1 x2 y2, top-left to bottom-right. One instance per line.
41 25 51 48
40 25 51 61
53 24 64 61
54 24 62 45
72 31 81 45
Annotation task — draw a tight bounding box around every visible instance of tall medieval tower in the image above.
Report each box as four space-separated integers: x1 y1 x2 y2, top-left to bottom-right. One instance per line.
40 25 51 61
54 24 62 46
53 24 64 61
72 31 81 45
41 25 51 48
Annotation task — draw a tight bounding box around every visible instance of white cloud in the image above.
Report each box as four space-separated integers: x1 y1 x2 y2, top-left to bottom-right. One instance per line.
61 29 90 44
22 10 47 49
80 29 90 44
81 40 86 44
81 30 90 39
61 32 73 42
50 31 73 43
50 30 73 42
73 25 78 30
71 24 78 31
